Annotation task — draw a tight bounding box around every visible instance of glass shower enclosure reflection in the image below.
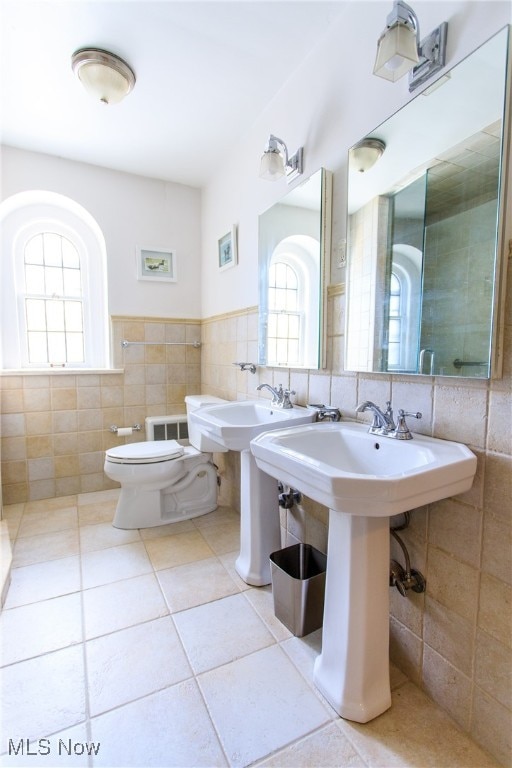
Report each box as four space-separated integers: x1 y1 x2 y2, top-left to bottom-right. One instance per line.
380 127 501 377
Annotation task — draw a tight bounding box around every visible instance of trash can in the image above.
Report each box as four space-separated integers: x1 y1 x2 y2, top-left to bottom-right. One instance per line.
269 543 327 637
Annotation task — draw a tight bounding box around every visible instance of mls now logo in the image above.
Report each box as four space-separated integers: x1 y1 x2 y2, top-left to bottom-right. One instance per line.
8 739 101 756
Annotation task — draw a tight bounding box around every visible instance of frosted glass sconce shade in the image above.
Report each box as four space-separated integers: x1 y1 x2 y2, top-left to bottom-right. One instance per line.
260 149 286 180
260 134 303 183
374 22 419 82
373 1 448 92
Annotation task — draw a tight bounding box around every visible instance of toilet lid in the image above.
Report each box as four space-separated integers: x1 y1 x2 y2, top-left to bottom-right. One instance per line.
106 440 184 464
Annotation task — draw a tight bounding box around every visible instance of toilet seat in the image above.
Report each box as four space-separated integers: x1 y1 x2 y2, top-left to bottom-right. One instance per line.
106 440 184 465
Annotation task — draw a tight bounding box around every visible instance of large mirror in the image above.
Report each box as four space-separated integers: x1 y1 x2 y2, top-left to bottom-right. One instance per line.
345 27 510 378
258 168 332 369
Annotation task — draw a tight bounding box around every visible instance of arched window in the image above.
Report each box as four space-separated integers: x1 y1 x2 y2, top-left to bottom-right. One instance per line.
1 191 109 369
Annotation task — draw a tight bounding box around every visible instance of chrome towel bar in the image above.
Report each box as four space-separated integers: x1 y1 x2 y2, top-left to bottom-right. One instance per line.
121 340 201 348
453 358 487 369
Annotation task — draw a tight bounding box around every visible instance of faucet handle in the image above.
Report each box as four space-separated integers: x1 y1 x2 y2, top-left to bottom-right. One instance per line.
399 410 422 419
281 388 296 408
272 383 284 404
395 409 422 439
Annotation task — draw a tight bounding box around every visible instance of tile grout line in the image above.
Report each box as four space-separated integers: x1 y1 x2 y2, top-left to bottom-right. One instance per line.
77 500 95 768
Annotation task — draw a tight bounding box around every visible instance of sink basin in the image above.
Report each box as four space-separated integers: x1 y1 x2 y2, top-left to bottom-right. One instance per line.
250 420 477 724
250 421 477 516
189 399 317 588
189 400 317 451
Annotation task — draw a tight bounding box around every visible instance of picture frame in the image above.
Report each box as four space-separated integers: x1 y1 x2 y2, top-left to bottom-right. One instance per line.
218 226 238 271
136 247 176 282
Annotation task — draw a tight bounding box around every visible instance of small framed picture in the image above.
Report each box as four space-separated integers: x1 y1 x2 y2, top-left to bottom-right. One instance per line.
136 247 176 282
218 227 238 271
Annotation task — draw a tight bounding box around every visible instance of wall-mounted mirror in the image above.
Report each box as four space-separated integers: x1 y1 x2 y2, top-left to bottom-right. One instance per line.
345 27 510 378
258 168 332 369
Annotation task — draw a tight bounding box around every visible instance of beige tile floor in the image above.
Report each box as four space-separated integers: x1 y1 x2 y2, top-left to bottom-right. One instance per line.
0 490 499 768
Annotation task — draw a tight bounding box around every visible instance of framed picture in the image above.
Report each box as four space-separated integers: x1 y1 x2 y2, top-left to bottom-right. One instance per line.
136 247 176 282
218 227 238 271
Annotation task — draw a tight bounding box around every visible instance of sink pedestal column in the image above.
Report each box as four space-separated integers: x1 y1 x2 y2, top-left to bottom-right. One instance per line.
235 450 281 586
314 511 391 723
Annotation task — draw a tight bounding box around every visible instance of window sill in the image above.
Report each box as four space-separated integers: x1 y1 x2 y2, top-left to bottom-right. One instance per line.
0 368 124 376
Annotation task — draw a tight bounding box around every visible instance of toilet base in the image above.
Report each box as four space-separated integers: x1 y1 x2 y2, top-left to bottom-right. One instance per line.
112 460 218 529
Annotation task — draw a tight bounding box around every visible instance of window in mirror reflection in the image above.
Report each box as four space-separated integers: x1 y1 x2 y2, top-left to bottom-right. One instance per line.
388 273 402 369
266 235 319 367
268 261 300 366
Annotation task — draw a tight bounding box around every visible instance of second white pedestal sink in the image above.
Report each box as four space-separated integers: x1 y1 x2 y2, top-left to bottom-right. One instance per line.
189 400 317 585
250 421 477 723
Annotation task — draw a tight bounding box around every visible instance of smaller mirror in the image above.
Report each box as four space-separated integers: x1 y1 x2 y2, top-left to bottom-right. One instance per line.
258 168 332 369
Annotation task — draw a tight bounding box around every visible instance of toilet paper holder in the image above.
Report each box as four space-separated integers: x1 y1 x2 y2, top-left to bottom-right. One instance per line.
110 424 142 434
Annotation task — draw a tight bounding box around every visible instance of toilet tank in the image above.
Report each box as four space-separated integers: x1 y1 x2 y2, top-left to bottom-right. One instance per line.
185 395 228 452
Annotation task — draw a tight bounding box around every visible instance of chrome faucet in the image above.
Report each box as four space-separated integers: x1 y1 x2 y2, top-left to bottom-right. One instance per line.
257 382 281 404
256 383 295 408
356 400 395 432
356 400 421 439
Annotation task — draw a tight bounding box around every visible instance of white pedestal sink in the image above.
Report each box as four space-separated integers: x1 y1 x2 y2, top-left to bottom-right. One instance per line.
250 421 477 722
188 400 317 585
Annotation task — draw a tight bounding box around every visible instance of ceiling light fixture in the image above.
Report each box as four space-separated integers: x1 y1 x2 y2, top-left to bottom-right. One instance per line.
349 138 386 173
373 1 447 92
71 48 136 105
259 135 303 183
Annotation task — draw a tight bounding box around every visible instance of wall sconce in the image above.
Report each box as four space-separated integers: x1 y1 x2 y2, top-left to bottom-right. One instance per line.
373 1 447 92
259 135 303 183
71 48 136 105
349 138 386 173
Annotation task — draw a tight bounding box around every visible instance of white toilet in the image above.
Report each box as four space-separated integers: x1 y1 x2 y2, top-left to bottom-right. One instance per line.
104 395 227 529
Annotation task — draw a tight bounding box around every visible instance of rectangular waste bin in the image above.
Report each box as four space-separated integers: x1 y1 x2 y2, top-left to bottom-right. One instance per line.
269 543 327 637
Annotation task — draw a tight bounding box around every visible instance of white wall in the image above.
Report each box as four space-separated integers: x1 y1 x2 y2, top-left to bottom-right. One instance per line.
0 146 202 318
1 2 509 323
201 0 511 319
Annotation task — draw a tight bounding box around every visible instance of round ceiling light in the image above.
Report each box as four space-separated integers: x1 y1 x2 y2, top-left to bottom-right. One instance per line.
71 48 136 105
349 138 386 173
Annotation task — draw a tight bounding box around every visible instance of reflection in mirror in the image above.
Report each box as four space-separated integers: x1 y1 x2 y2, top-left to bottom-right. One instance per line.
258 168 331 369
345 27 510 378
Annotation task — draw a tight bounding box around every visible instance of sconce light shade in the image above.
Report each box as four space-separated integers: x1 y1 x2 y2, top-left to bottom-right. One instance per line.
373 22 419 82
373 1 447 92
349 138 386 173
260 149 286 180
259 134 303 183
71 48 136 105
